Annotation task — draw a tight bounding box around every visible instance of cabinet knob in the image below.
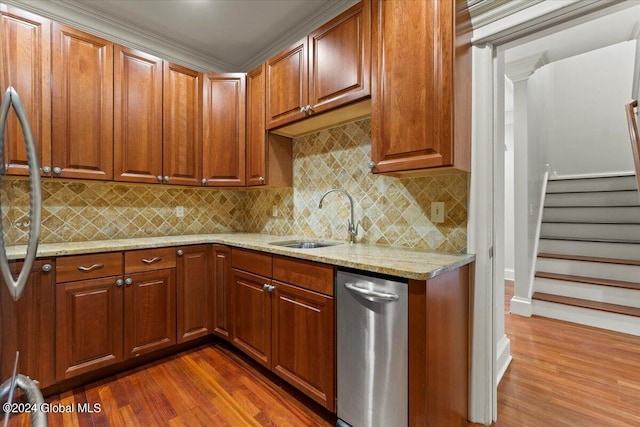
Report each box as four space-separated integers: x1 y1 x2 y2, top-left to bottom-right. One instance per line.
115 279 124 287
268 285 275 292
42 166 51 173
41 263 52 272
263 283 269 291
177 249 184 256
201 178 207 185
258 176 265 184
368 161 376 169
124 277 133 285
300 107 307 114
156 175 163 182
163 176 170 183
306 105 312 114
53 167 62 175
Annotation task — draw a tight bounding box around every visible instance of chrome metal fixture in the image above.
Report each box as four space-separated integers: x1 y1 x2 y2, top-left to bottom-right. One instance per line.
318 189 360 244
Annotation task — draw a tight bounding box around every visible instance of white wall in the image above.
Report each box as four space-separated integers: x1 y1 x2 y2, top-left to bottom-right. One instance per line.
542 41 636 176
504 84 515 281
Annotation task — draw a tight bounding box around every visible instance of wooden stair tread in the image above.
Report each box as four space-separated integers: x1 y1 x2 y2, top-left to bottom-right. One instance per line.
534 271 640 290
537 252 640 266
532 292 640 317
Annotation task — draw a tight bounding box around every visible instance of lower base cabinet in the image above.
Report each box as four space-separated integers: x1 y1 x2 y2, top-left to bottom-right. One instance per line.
231 248 336 411
176 245 211 343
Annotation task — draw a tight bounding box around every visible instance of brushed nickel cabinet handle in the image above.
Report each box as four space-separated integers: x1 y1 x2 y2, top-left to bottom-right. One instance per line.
142 257 161 264
125 278 133 285
42 166 51 173
53 167 62 175
115 279 123 287
258 176 265 184
156 175 163 182
78 263 104 272
177 249 184 256
163 176 170 183
41 264 52 272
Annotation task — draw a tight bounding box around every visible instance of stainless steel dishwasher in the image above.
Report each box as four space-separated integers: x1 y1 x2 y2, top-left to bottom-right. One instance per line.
336 269 408 427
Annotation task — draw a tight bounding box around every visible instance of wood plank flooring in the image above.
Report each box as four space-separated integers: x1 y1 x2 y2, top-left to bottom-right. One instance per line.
494 281 640 426
8 282 640 426
6 343 334 426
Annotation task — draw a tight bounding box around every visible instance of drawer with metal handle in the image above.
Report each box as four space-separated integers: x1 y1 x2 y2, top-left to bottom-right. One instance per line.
56 252 123 283
125 247 176 274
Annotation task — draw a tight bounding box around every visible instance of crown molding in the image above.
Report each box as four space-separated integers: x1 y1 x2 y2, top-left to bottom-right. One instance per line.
3 0 233 72
237 0 359 72
505 52 548 82
468 0 545 30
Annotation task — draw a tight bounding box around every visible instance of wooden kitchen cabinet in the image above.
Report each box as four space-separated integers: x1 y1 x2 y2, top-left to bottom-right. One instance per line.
56 275 124 380
231 247 335 411
370 0 471 175
0 260 55 388
176 245 211 343
231 268 272 368
246 63 293 187
266 0 371 130
212 244 232 339
0 5 52 177
272 281 335 411
51 23 113 180
124 268 176 358
114 45 163 184
163 62 202 186
202 73 246 187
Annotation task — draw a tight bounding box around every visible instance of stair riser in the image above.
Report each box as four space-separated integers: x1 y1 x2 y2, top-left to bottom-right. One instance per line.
540 223 640 242
534 277 640 308
547 176 638 193
532 300 640 336
545 191 639 207
536 258 640 283
543 206 640 224
538 239 640 261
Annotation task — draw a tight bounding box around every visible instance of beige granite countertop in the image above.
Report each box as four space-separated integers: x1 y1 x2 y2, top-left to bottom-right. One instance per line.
7 233 475 280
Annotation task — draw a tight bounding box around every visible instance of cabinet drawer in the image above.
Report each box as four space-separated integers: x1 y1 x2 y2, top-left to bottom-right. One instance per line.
232 248 272 277
273 255 334 296
56 252 123 283
125 247 177 274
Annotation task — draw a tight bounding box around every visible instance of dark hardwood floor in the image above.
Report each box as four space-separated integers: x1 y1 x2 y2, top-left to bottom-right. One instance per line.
8 282 640 426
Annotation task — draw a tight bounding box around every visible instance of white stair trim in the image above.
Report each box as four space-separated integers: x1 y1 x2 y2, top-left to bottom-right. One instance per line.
534 277 640 308
550 170 636 180
510 295 532 317
536 258 640 283
532 299 640 336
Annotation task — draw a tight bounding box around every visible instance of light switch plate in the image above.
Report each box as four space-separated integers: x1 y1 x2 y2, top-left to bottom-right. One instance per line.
175 206 185 218
431 202 445 223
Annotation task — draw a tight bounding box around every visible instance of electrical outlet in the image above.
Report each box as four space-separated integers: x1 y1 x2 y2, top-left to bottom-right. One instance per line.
431 202 445 223
272 205 278 218
175 206 185 218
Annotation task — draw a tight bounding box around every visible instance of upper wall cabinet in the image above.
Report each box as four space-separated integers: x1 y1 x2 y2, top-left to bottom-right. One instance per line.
114 46 163 184
0 5 51 177
370 0 471 175
202 73 246 187
52 23 114 180
163 62 203 186
266 0 371 130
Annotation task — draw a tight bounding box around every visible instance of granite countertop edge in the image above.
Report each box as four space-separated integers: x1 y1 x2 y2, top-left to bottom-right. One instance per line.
7 233 476 281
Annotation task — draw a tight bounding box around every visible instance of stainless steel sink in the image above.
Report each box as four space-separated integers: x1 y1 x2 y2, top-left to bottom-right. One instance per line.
269 240 343 249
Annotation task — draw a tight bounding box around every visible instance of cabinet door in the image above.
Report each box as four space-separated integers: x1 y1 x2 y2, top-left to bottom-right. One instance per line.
308 0 371 114
124 268 176 358
212 244 231 339
114 46 163 184
266 38 308 129
272 281 335 411
246 64 266 186
370 0 450 173
163 62 202 186
231 269 271 368
0 5 52 177
202 73 246 187
176 245 211 343
56 276 123 380
52 23 113 180
0 260 55 388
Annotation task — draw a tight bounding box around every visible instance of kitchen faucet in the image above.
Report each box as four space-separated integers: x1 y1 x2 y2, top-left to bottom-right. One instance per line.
318 189 360 244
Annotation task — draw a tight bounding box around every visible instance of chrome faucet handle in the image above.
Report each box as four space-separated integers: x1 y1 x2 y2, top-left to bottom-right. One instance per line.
348 219 361 244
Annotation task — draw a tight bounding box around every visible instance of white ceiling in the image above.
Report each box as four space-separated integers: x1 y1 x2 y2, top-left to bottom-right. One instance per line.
4 0 357 72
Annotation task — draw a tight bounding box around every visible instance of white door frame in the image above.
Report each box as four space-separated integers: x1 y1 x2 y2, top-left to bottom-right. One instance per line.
468 1 638 424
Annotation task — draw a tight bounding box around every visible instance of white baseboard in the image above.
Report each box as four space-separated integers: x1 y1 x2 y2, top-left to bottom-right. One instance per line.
496 334 512 385
504 268 514 281
510 296 532 317
550 170 636 180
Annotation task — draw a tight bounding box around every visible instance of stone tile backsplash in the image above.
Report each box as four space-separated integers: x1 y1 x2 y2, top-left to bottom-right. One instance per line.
2 118 468 253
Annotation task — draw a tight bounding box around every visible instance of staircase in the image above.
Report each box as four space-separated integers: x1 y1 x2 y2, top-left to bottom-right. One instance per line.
531 173 640 335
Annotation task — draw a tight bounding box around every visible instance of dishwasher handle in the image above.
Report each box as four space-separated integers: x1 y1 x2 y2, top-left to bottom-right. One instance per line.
344 282 399 302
